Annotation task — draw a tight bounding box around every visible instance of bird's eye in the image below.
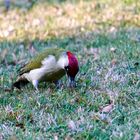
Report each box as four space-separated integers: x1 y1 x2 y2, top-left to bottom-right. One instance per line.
65 65 70 71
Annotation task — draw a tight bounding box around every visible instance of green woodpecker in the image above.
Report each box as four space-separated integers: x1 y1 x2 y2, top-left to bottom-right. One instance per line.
13 48 79 91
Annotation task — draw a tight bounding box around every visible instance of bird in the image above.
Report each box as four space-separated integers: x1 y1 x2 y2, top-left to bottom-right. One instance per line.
12 48 79 91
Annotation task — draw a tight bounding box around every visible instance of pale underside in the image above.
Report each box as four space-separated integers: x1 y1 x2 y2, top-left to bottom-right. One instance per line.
23 54 68 83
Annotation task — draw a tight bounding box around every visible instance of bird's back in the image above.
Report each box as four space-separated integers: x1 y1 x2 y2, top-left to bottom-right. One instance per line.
19 48 64 75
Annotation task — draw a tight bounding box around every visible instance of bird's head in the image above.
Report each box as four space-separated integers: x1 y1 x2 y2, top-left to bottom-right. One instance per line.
65 51 79 87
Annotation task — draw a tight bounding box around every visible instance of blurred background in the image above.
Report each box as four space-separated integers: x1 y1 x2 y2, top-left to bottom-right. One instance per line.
0 0 139 42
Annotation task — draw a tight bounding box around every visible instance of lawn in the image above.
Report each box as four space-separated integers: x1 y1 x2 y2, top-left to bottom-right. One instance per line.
0 0 140 139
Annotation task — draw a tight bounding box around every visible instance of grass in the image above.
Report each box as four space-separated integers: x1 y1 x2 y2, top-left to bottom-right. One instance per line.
0 0 140 139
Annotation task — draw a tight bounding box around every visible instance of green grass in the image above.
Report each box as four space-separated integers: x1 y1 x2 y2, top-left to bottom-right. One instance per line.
0 0 140 139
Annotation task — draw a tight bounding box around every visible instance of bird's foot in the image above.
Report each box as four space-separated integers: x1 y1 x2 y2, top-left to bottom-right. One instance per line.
32 80 39 92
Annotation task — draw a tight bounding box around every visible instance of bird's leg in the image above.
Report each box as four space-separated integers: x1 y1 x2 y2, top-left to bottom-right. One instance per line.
32 80 39 92
68 77 76 88
54 80 61 89
43 82 47 88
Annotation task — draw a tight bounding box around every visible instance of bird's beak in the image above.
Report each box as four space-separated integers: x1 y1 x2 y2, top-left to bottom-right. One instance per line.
68 77 76 88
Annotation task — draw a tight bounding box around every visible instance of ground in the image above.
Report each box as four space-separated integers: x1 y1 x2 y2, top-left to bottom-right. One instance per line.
0 0 140 139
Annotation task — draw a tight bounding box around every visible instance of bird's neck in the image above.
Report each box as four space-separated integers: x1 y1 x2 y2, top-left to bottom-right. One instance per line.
57 53 69 69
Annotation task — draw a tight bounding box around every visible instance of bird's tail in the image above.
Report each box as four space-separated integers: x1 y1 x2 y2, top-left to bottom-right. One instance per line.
12 76 29 90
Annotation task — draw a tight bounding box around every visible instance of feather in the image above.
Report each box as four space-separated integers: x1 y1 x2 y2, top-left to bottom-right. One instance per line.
12 75 29 89
19 48 64 75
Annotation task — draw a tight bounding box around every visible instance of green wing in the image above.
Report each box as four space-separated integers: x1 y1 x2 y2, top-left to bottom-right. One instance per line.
19 48 64 75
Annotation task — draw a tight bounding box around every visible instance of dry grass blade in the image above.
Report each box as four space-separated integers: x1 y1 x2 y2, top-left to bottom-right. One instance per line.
0 48 8 63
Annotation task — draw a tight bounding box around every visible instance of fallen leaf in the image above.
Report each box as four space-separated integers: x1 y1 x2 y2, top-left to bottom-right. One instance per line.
65 135 74 140
109 26 117 33
32 19 41 26
3 30 9 37
8 135 17 140
134 132 140 140
111 59 118 65
92 114 111 124
110 47 116 52
54 134 59 140
68 120 76 131
0 133 4 140
100 102 114 113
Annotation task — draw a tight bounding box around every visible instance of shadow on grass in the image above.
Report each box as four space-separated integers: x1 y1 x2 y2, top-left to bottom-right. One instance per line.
0 26 140 68
0 27 140 92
